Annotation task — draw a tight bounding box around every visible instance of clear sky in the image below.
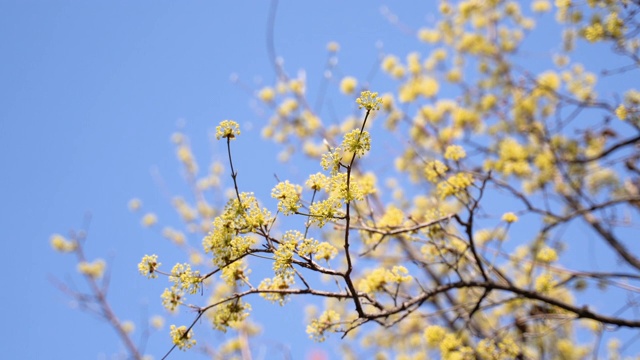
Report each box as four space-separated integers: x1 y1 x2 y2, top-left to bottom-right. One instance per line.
1 1 638 359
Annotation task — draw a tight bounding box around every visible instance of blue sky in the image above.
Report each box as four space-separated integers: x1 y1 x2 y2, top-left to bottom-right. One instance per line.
2 1 639 359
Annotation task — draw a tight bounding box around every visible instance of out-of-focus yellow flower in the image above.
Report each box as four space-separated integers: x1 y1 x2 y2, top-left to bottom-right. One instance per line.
502 212 519 223
340 76 357 95
326 41 339 52
50 234 76 253
141 213 158 227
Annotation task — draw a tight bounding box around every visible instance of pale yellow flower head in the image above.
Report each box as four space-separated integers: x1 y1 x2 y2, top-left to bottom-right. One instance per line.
356 90 383 111
215 120 241 140
502 212 519 223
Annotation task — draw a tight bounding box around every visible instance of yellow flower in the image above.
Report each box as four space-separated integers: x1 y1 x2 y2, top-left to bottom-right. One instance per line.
128 198 142 211
531 0 551 12
356 90 382 111
444 145 466 161
138 254 161 279
418 28 440 43
424 325 446 348
502 212 519 223
215 120 241 140
121 321 135 334
141 213 157 227
170 325 196 350
258 87 275 102
340 76 358 95
150 315 164 330
50 234 76 253
326 41 339 52
536 246 558 263
615 104 627 120
77 259 106 278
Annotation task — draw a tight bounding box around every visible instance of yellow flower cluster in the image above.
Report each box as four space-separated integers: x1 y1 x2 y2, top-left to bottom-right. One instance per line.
308 197 344 228
169 263 202 295
271 181 302 215
399 76 439 102
502 212 519 223
340 76 357 95
77 259 106 278
307 310 340 342
615 104 627 120
138 254 161 279
356 90 383 111
423 325 446 348
535 272 556 293
176 143 198 175
358 266 412 293
259 275 294 306
141 212 157 227
437 173 474 199
209 299 252 332
424 160 449 182
531 0 552 12
341 129 371 159
161 287 183 312
202 193 268 266
536 246 558 263
444 145 467 161
169 325 196 350
50 234 77 253
215 120 241 140
258 86 275 102
221 261 249 286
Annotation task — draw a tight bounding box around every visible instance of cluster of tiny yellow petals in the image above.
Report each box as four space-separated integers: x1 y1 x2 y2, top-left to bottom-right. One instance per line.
418 28 440 43
138 254 161 279
215 120 241 140
536 246 559 263
309 197 344 228
121 321 135 334
356 91 383 111
209 299 252 332
444 145 467 161
615 104 627 120
502 212 519 223
340 76 358 95
424 160 448 182
77 259 106 278
150 315 164 330
271 181 303 215
170 325 196 350
128 198 142 211
315 242 338 261
258 87 276 103
320 148 343 176
170 263 202 295
141 213 158 227
424 325 446 348
307 310 341 342
532 0 552 12
259 275 294 306
161 288 183 312
306 172 329 191
358 266 412 293
50 234 77 253
535 273 556 293
341 129 371 158
221 261 249 286
437 173 474 199
273 231 301 276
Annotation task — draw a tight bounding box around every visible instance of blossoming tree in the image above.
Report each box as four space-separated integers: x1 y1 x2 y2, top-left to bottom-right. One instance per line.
52 1 640 359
